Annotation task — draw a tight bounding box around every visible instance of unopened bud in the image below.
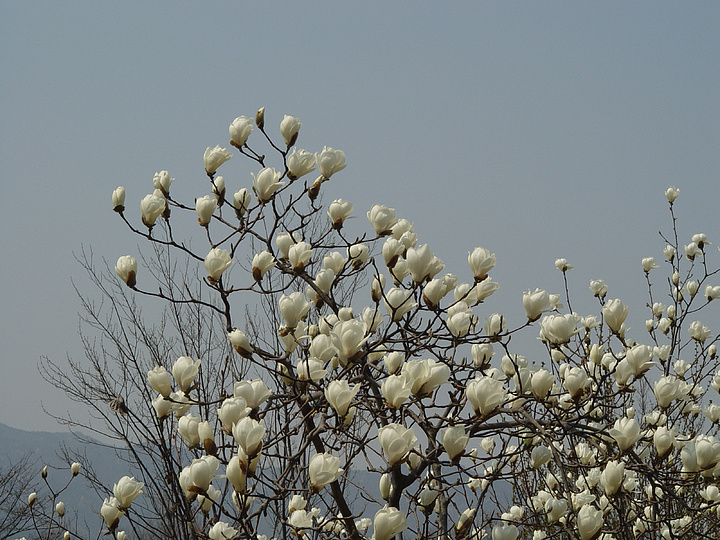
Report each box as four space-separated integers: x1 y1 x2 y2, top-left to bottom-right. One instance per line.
255 107 265 130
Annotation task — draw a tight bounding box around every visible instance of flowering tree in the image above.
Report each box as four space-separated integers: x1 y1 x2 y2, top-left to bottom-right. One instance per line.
31 109 720 540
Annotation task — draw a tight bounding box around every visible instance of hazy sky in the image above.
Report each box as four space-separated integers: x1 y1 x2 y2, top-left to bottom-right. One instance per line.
2 2 718 432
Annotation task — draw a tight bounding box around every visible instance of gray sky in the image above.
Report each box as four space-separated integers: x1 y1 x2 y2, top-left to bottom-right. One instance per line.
1 2 718 432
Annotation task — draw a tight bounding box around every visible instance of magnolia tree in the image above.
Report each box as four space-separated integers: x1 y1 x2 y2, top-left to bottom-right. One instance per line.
30 108 720 540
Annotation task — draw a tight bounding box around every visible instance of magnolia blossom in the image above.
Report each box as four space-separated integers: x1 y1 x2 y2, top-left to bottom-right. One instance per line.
704 285 720 301
278 292 310 329
153 170 174 196
589 279 607 298
624 344 655 377
211 176 225 203
689 320 711 342
113 476 143 509
233 188 252 217
466 376 506 415
296 357 327 382
654 375 681 408
378 423 417 464
330 319 367 365
554 258 573 271
418 486 439 513
229 115 253 147
402 358 450 397
373 505 407 540
654 425 677 457
101 497 124 530
383 287 417 322
233 379 271 410
280 115 301 146
287 148 316 179
447 303 473 337
602 298 628 333
562 366 588 398
381 374 413 409
252 167 284 202
152 394 172 418
492 524 520 540
315 146 346 178
523 289 550 321
665 186 680 202
140 193 165 228
407 244 444 283
203 145 232 175
530 445 552 468
218 396 250 431
178 414 201 447
609 417 641 452
545 498 568 523
324 380 359 417
288 508 318 531
288 241 313 273
204 248 232 282
471 343 494 368
577 505 603 540
184 455 219 495
367 204 397 235
232 417 265 458
539 313 578 344
423 274 457 307
327 199 354 229
308 452 343 491
484 313 505 339
172 356 201 393
346 243 369 269
641 256 659 272
195 194 217 226
228 329 254 358
115 256 137 288
209 522 239 540
468 247 496 281
600 460 624 496
443 426 469 461
323 251 346 274
112 186 125 212
531 369 554 399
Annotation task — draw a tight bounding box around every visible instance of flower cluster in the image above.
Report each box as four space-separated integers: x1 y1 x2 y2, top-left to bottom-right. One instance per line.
36 110 720 540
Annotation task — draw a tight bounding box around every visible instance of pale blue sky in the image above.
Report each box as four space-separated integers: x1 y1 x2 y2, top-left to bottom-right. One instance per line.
1 2 718 431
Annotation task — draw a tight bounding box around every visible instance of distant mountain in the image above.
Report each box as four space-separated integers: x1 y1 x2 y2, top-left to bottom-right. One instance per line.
1 423 512 539
0 422 125 538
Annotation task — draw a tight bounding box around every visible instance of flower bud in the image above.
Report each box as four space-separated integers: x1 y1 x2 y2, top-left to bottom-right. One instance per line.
280 115 301 147
115 256 137 288
28 492 37 506
71 462 81 476
112 186 125 213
